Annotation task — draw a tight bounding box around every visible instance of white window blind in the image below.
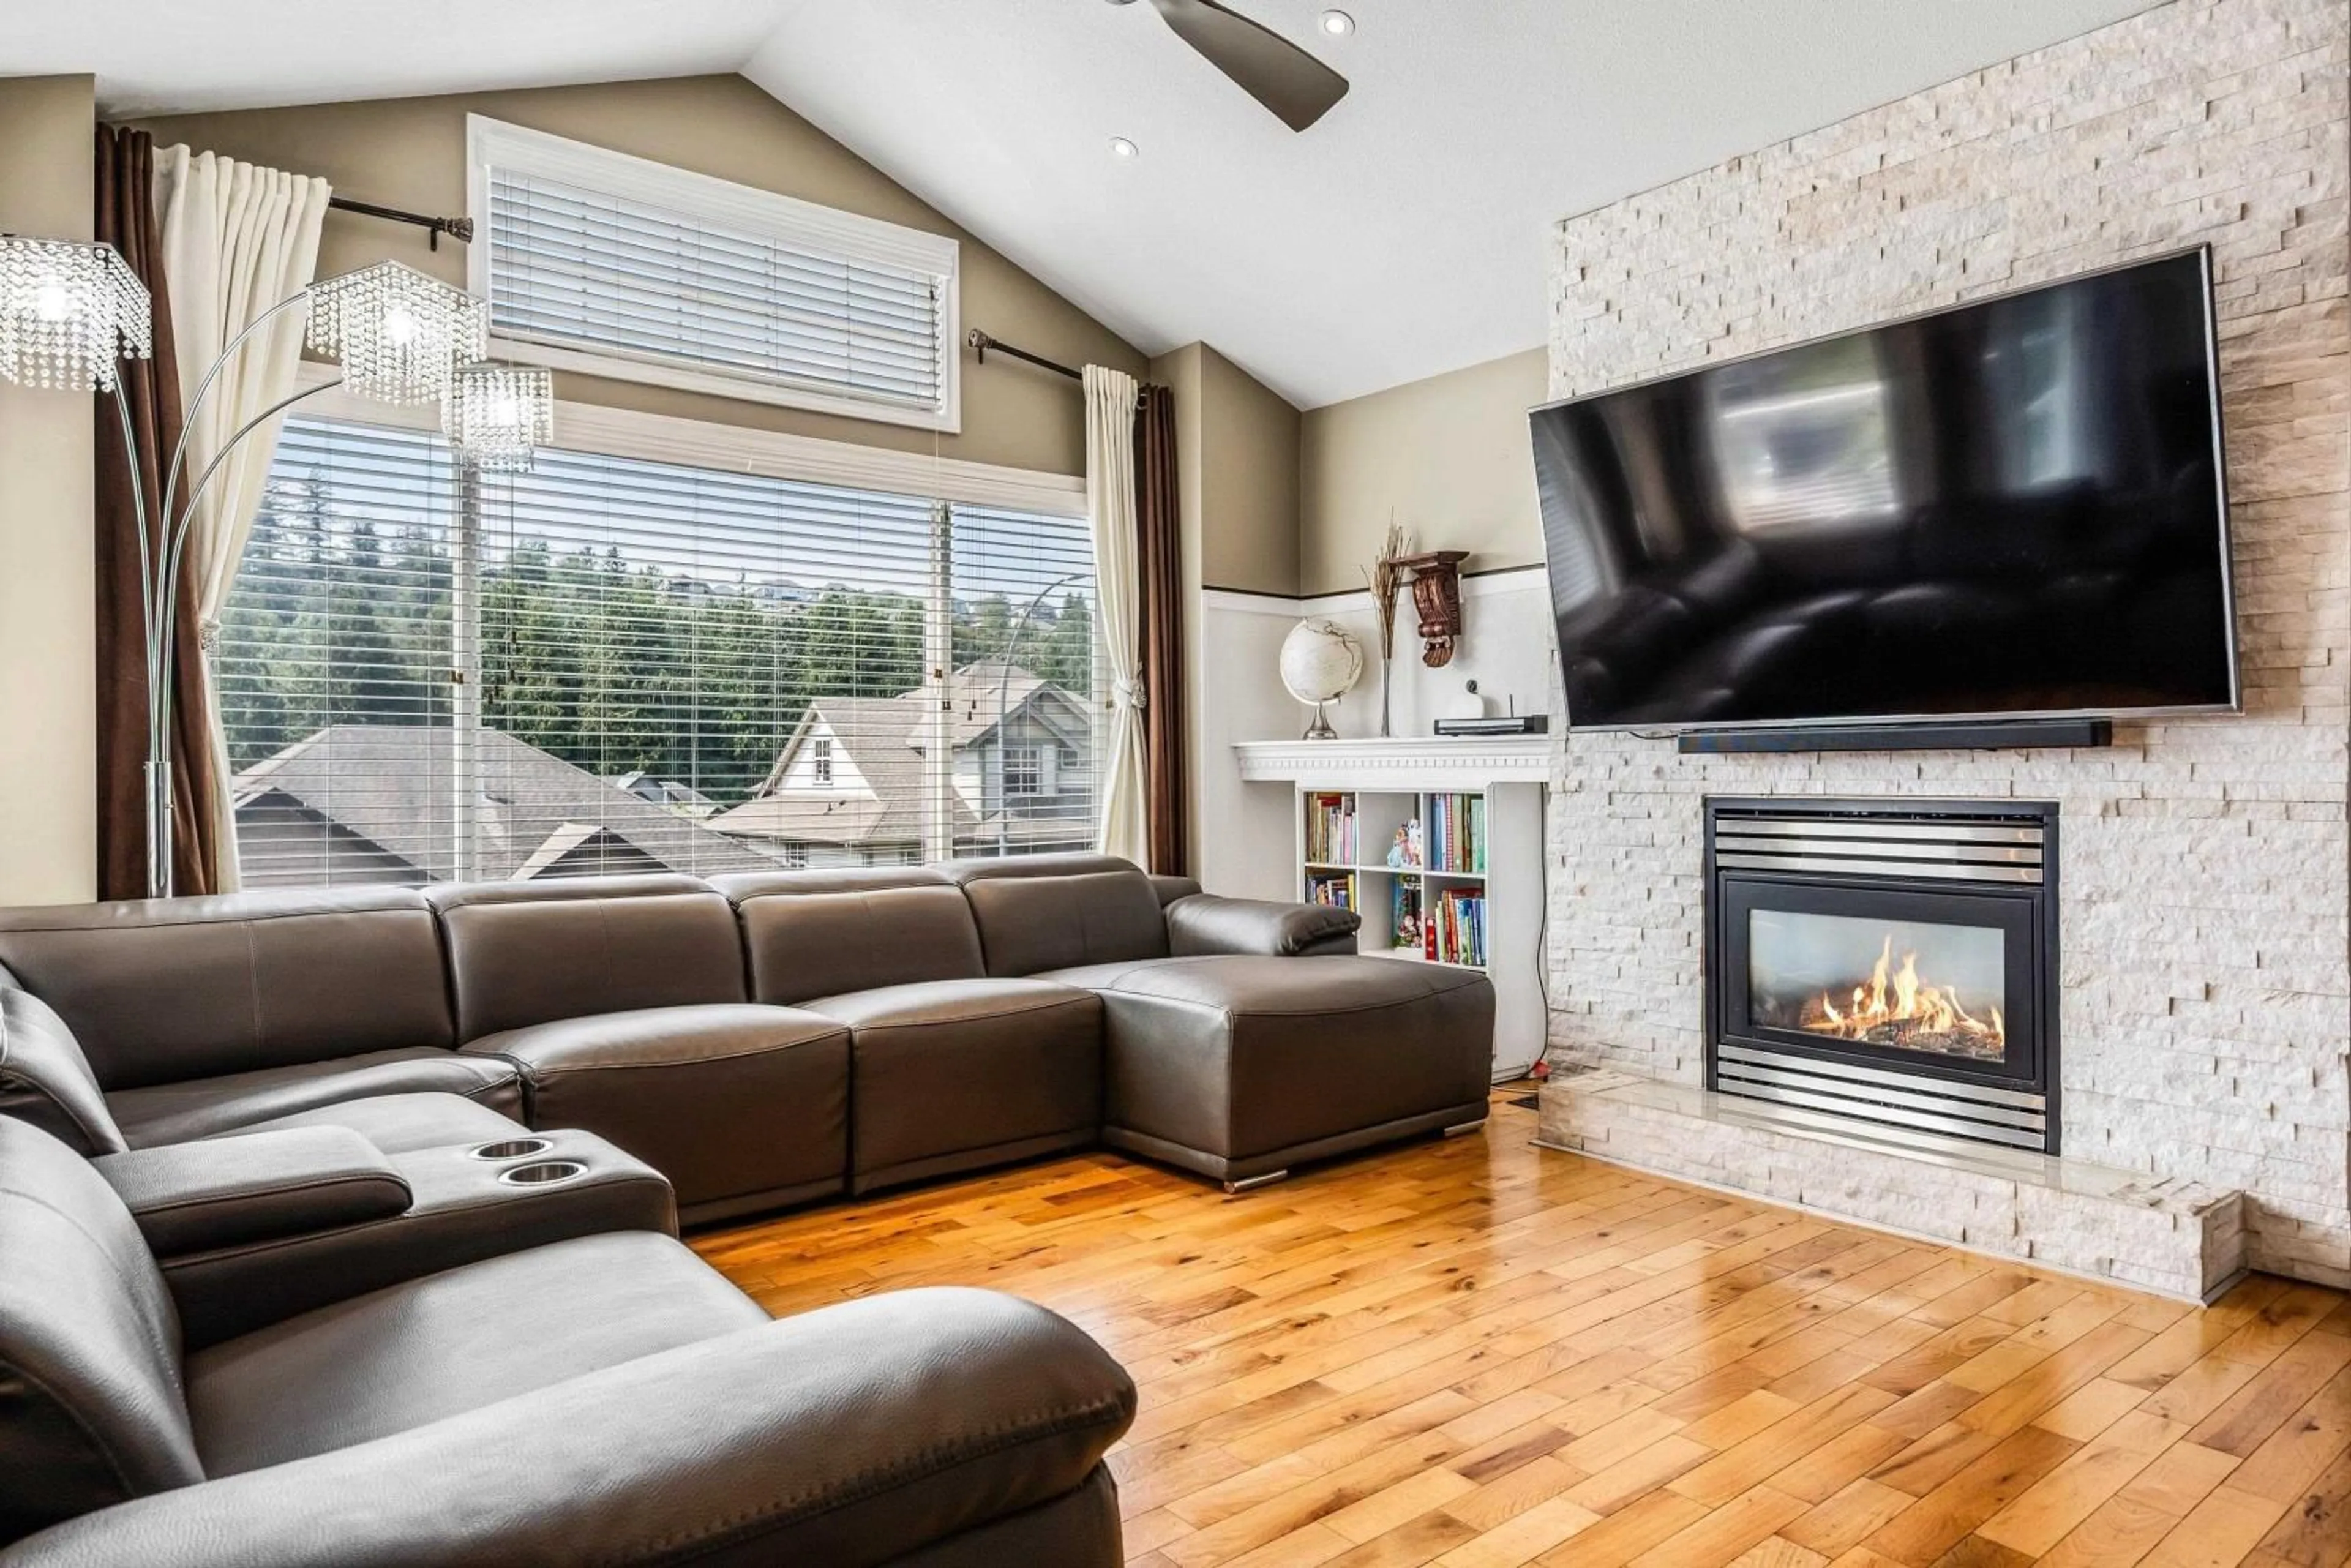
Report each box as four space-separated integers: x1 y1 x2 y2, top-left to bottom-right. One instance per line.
470 117 960 430
220 417 1097 888
948 502 1100 858
220 422 461 887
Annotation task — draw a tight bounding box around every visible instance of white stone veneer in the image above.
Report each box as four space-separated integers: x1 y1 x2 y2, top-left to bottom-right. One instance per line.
1543 0 2351 1286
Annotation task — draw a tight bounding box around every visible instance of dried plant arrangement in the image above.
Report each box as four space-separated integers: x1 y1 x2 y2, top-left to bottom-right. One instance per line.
1363 518 1411 737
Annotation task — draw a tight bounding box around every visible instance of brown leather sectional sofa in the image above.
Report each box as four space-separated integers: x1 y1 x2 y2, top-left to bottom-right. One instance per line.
0 853 1497 1220
0 854 1492 1564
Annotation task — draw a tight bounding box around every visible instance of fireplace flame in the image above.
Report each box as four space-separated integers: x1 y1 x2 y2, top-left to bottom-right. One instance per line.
1804 935 2004 1051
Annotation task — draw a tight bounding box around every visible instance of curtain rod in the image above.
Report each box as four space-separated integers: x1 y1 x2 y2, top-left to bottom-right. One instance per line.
966 328 1081 382
328 195 473 250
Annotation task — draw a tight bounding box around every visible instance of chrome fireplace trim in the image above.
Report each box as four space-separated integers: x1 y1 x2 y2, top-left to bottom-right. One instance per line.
1712 1043 2049 1152
1712 816 2046 886
1704 797 2060 1156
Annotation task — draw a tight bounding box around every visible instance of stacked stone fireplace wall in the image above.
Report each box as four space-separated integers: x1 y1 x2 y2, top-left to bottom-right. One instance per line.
1543 0 2351 1285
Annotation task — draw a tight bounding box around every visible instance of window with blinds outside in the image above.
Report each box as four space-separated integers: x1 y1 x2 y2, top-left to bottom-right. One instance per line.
468 116 961 430
219 418 1097 888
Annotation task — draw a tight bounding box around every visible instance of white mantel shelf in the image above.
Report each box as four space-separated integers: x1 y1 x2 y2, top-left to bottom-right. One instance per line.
1233 736 1551 788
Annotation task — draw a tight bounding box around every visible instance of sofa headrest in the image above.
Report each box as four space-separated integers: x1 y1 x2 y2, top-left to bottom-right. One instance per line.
0 1119 201 1540
0 988 127 1156
0 890 454 1092
722 874 985 1006
423 873 714 912
942 855 1168 977
709 866 953 905
0 886 429 934
429 875 746 1040
938 853 1142 887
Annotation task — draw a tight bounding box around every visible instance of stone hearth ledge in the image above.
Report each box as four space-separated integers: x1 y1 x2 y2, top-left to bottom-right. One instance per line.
1537 1071 2244 1304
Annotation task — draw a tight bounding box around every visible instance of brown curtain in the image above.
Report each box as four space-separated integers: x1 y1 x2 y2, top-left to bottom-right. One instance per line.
95 125 220 899
1134 383 1188 876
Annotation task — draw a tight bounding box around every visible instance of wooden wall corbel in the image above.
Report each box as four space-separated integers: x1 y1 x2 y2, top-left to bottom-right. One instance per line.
1392 550 1469 667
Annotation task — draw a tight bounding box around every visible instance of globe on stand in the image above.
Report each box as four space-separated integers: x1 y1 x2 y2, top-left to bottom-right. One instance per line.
1279 619 1364 740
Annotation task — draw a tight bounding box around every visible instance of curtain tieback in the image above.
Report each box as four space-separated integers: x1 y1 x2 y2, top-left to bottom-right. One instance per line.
1111 677 1148 712
198 617 223 655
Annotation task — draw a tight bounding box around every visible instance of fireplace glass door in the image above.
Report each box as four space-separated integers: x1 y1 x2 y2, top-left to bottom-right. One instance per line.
1717 877 2042 1090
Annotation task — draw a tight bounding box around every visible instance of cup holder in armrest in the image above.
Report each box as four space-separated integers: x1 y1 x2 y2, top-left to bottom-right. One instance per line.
497 1160 587 1188
468 1138 552 1162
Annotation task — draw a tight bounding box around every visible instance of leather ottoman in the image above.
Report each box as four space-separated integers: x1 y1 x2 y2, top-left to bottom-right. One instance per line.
1064 955 1495 1188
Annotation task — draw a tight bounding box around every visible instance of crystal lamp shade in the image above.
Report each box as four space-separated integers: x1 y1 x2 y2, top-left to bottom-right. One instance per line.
305 260 487 407
0 236 152 392
444 362 553 472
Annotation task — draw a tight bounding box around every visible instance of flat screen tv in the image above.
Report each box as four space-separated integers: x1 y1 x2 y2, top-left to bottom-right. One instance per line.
1531 248 2237 733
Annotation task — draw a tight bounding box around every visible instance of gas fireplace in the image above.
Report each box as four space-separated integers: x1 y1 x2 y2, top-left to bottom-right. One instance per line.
1703 799 2058 1153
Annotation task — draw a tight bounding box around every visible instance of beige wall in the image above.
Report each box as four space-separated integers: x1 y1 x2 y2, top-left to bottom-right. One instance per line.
1147 342 1300 598
135 75 1146 477
1148 342 1302 884
0 75 98 904
1198 348 1302 598
1299 347 1545 597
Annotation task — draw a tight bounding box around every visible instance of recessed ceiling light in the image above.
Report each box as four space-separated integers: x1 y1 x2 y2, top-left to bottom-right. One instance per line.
1110 137 1139 159
1319 9 1355 36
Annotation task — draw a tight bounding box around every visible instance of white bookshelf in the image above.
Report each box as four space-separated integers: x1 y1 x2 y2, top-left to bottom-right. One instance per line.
1240 740 1548 1079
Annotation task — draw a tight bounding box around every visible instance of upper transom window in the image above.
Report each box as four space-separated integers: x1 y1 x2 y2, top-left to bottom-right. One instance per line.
467 116 961 431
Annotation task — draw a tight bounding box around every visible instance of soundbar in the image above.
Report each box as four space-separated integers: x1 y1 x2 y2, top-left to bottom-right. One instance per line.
1675 718 2112 756
1433 715 1549 737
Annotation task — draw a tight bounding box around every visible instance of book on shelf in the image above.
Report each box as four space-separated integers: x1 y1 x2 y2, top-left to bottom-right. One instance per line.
1430 886 1486 967
1305 792 1357 866
1427 792 1485 874
1305 872 1355 910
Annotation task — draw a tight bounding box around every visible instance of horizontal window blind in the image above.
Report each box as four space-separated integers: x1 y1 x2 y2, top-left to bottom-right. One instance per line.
948 502 1100 858
220 417 1099 888
488 168 948 415
476 446 937 876
219 421 462 888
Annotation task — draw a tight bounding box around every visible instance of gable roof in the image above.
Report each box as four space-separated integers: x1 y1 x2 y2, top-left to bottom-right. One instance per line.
234 725 781 880
713 664 1089 847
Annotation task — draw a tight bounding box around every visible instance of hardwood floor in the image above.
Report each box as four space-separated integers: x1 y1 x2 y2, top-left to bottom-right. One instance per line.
692 1093 2351 1567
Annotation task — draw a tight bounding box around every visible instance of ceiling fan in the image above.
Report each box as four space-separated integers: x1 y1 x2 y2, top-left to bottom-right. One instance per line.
1105 0 1349 132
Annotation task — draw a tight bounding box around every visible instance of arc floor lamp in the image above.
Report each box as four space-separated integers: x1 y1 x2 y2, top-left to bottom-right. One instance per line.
0 236 553 898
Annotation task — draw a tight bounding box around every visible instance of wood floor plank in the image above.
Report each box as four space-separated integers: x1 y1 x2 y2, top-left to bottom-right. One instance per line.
689 1092 2350 1567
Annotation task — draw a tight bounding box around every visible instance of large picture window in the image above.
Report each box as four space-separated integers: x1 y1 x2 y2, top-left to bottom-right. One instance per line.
219 417 1097 887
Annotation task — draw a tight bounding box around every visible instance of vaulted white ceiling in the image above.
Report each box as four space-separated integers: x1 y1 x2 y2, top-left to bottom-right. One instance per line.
10 0 2161 408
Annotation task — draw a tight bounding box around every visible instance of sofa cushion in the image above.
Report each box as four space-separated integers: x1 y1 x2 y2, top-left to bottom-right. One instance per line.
0 1120 201 1542
465 1004 850 1217
0 888 454 1090
427 875 747 1041
108 1049 522 1151
803 980 1102 1191
942 854 1170 977
0 986 126 1155
187 1230 766 1476
213 1091 528 1156
714 868 987 1005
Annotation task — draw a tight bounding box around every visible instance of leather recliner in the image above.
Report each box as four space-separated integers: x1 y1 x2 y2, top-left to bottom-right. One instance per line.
0 1116 1137 1566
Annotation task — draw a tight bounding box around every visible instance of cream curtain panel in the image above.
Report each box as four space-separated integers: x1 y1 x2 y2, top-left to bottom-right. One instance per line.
1084 364 1149 867
154 147 331 890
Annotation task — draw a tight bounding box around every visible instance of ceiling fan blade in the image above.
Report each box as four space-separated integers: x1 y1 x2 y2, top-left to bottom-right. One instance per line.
1146 0 1349 131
